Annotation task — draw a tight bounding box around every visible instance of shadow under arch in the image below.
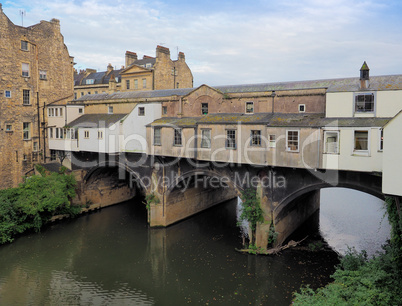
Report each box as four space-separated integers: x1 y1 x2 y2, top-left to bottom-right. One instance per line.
84 161 147 194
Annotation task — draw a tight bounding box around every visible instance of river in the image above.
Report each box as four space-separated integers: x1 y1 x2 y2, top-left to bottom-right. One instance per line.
0 188 390 305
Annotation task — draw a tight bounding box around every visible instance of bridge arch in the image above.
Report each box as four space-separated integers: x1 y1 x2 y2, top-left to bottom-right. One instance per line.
272 171 384 246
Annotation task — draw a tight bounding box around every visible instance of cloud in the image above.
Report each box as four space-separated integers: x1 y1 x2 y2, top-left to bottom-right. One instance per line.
3 0 402 86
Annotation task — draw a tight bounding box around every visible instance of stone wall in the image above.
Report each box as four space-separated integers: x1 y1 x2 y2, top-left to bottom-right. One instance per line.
0 7 74 188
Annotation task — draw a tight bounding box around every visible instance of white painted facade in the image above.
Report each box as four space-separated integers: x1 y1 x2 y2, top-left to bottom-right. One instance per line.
382 111 402 196
120 103 161 153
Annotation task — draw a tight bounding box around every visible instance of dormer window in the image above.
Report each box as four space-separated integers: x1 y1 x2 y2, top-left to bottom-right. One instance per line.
201 103 208 115
86 79 94 85
146 63 152 68
354 92 375 113
108 106 113 114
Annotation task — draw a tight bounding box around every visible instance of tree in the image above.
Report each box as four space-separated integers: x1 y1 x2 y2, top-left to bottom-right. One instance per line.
239 188 264 246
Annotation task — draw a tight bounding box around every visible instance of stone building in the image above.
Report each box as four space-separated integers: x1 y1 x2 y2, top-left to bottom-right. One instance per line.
73 45 193 99
0 4 74 188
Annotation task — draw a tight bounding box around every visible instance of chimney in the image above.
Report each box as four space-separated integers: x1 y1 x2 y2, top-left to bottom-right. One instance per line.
156 45 170 60
107 63 113 74
178 52 185 60
360 61 370 89
125 51 138 67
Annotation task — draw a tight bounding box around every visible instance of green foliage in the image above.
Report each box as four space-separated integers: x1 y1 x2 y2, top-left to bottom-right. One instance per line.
143 193 160 210
267 222 278 246
293 196 402 305
238 188 264 245
0 172 78 244
308 241 324 252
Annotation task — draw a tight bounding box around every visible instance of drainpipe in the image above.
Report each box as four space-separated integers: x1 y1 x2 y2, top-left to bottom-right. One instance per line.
194 124 198 160
36 92 41 159
317 127 321 169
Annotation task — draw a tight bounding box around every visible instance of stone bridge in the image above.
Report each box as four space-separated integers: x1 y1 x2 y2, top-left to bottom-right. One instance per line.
74 152 383 249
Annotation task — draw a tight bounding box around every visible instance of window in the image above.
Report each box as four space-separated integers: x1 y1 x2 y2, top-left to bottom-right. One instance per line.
354 130 368 151
5 90 11 98
379 129 383 151
162 106 167 115
79 108 83 114
33 141 38 152
287 130 299 152
23 122 30 140
84 130 90 139
81 92 84 97
355 93 375 113
250 130 261 146
174 128 182 146
49 128 53 138
269 135 276 148
324 131 339 154
138 107 145 116
86 79 94 85
74 93 77 99
88 92 91 95
22 63 29 77
134 79 138 89
22 90 30 105
98 131 103 139
146 63 152 68
298 104 306 113
246 102 254 114
154 127 161 145
50 150 56 161
6 124 12 131
201 103 208 115
21 40 28 51
55 108 58 116
142 78 147 88
201 129 211 148
226 130 236 149
126 80 130 89
95 91 98 94
60 108 63 116
108 106 113 114
39 70 47 80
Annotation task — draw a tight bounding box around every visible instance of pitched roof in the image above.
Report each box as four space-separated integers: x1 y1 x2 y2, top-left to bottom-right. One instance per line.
67 114 127 128
74 69 123 86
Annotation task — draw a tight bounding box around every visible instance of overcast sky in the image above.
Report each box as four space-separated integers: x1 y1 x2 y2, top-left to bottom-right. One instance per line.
3 0 402 87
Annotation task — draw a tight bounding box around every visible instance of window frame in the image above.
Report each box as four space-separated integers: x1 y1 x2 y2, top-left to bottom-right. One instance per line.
153 127 161 146
39 70 47 80
298 104 306 113
173 128 182 146
142 78 146 89
354 92 375 113
21 40 28 51
138 107 145 116
162 106 167 115
23 122 31 140
250 130 262 147
126 80 130 90
200 129 211 149
85 79 94 85
22 89 30 105
5 90 11 98
286 130 299 152
108 106 113 114
22 63 29 77
269 135 276 148
245 102 254 114
323 130 340 154
353 130 369 153
226 129 236 149
134 79 138 89
98 130 103 139
6 124 12 132
201 103 208 115
378 129 383 152
84 130 90 139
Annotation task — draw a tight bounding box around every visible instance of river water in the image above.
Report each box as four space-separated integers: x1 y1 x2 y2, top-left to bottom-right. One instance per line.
0 188 390 305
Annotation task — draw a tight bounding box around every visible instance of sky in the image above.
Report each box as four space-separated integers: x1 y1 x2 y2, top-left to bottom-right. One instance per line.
2 0 402 87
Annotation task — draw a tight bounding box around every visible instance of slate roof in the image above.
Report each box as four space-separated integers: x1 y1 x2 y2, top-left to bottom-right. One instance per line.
73 88 194 102
75 69 123 86
148 113 391 128
68 114 127 128
214 74 402 93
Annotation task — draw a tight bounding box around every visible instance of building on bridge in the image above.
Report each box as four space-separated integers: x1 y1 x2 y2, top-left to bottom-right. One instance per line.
46 62 402 244
73 45 193 99
0 5 74 188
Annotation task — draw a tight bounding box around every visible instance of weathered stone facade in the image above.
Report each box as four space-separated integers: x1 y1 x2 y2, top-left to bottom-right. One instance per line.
0 5 74 188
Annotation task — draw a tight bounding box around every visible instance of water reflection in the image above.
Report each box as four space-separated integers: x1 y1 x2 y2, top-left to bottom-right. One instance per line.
320 188 391 257
0 196 340 305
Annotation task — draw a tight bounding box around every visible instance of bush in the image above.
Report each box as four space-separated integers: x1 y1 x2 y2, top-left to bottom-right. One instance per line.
0 171 78 244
